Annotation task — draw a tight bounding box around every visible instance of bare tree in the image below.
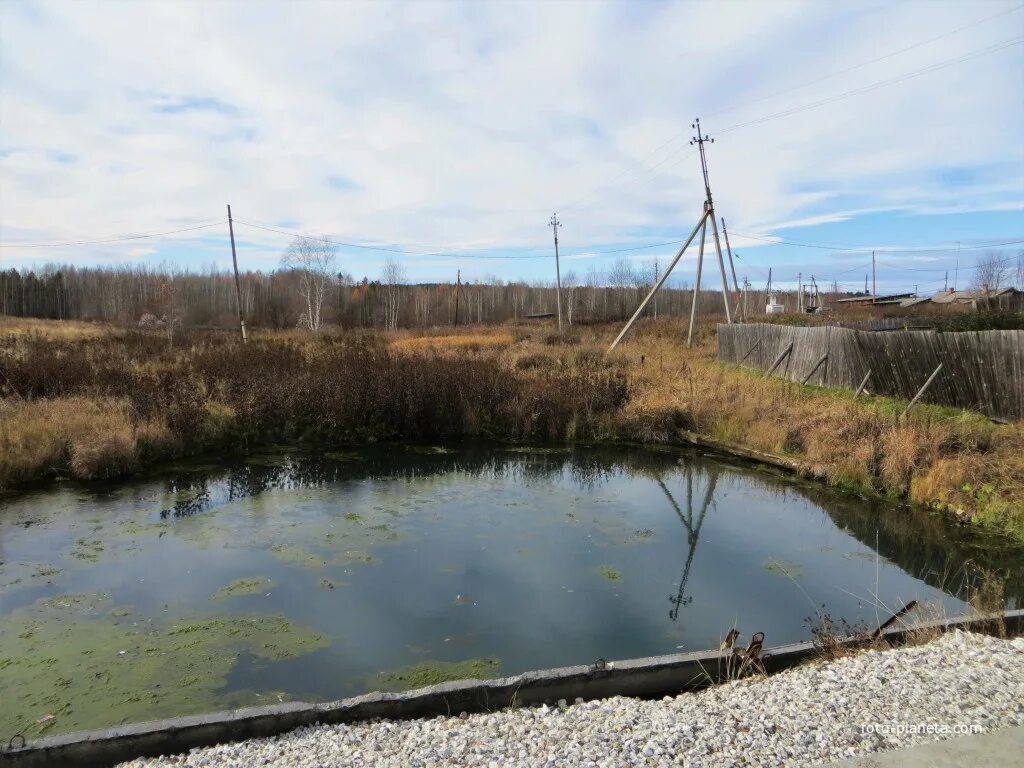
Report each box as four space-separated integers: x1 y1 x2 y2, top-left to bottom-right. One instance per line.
153 275 182 349
381 258 405 330
562 270 578 325
971 252 1010 292
608 257 638 319
281 236 337 331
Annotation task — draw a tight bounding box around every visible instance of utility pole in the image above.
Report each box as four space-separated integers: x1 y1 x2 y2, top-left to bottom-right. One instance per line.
872 250 876 299
607 117 732 352
226 205 247 343
550 213 563 334
944 271 948 292
953 241 961 291
797 272 802 313
454 269 461 327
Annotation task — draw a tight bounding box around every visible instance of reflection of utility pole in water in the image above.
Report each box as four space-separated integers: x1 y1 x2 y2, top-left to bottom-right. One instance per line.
659 465 718 621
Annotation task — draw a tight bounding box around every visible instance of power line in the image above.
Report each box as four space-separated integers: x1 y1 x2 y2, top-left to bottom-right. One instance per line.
730 232 1024 254
233 219 548 260
0 220 226 248
709 4 1024 124
554 10 1024 211
718 36 1024 136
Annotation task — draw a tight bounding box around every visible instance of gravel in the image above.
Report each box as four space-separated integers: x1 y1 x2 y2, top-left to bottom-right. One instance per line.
120 630 1024 768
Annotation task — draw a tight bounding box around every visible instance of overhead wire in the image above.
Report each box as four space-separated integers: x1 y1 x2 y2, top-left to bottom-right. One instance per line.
0 220 226 248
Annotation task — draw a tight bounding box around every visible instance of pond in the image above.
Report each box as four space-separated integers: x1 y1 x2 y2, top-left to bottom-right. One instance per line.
2 443 1022 738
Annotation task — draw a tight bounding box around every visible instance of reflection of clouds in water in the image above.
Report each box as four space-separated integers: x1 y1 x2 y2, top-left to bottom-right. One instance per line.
140 444 1024 606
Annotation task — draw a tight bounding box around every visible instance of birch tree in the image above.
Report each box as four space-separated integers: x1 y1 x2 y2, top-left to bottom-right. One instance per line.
381 258 405 330
281 235 336 331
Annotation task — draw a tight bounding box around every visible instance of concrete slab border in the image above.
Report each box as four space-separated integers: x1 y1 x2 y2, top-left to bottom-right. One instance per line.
3 609 1021 768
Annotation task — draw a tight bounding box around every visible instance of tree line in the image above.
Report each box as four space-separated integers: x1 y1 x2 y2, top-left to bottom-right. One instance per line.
0 237 731 329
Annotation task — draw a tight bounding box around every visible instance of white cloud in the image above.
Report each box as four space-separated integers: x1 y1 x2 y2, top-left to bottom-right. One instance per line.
1 0 1021 283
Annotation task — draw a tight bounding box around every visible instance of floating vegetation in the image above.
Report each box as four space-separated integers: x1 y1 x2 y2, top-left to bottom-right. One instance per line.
324 450 363 462
624 528 655 544
344 512 363 522
333 549 376 566
500 446 570 455
70 538 104 562
597 565 623 581
318 578 335 590
269 545 327 569
763 558 805 580
210 577 273 600
0 597 326 737
40 592 111 612
403 445 457 455
368 657 501 692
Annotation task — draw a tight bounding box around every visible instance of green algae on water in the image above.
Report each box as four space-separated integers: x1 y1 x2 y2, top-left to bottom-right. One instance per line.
763 558 804 580
324 450 363 462
69 538 104 562
269 545 327 568
368 657 501 692
403 445 457 455
0 598 328 738
210 577 274 600
597 565 622 581
333 549 376 566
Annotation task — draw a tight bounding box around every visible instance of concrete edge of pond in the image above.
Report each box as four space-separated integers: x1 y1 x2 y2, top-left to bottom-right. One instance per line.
3 609 1022 768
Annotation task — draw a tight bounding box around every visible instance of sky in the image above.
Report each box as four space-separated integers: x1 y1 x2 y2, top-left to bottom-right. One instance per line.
1 0 1022 294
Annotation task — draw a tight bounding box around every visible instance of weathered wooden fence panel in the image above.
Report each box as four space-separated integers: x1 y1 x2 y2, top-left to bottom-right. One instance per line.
718 323 1024 421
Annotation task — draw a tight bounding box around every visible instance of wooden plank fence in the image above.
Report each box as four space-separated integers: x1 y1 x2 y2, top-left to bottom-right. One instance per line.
718 323 1024 421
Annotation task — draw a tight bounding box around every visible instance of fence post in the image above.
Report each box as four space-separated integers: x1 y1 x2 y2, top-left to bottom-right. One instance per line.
763 343 793 378
800 354 829 385
854 369 872 398
902 363 943 418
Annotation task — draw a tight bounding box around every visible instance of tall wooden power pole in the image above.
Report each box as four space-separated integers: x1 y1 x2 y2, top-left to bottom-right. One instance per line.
550 213 563 333
226 205 247 343
872 250 876 298
608 117 733 352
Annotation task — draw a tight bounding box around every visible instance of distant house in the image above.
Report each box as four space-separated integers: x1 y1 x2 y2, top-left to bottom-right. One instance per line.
908 286 1022 310
833 292 915 307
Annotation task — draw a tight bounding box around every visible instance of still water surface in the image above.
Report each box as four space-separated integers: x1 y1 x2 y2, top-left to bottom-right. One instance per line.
1 444 1021 735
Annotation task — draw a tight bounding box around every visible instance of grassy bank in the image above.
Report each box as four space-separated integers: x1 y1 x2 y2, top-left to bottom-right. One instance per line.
1 317 1021 542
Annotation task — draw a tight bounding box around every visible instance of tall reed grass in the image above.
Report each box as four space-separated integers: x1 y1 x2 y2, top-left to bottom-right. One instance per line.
1 318 1020 543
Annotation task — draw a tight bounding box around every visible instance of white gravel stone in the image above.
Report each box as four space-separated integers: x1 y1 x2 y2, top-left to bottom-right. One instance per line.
118 631 1024 768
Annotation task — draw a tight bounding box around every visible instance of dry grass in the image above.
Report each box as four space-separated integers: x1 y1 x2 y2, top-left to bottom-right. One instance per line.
389 330 515 353
0 397 176 482
1 317 1021 542
0 315 115 340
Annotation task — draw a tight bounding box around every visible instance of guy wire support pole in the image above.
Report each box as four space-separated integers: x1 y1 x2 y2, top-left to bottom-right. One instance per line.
686 215 708 347
607 117 730 353
720 216 742 321
607 209 709 353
